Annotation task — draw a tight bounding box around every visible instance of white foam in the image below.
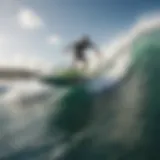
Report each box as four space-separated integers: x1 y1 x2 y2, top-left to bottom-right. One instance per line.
98 13 160 78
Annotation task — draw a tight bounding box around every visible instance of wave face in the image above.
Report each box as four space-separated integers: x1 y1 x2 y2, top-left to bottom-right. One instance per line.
0 16 160 160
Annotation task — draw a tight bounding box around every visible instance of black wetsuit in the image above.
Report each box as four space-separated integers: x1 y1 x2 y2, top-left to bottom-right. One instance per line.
73 39 93 61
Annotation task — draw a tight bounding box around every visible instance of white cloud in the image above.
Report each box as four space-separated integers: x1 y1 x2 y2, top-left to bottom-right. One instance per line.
17 8 43 29
47 35 61 46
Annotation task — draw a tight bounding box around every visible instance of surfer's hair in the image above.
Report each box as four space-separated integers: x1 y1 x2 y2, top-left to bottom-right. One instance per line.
81 35 90 41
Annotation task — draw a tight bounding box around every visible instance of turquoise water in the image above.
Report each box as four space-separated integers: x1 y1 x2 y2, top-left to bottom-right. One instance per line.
0 29 160 160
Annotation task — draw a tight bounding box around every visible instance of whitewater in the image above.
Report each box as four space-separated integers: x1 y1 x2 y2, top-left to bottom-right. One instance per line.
0 14 160 160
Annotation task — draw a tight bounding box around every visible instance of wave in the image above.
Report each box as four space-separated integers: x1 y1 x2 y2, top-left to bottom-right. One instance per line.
47 14 160 160
1 14 160 160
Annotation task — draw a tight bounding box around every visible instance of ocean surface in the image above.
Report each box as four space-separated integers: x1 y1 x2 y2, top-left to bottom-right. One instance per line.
0 18 160 160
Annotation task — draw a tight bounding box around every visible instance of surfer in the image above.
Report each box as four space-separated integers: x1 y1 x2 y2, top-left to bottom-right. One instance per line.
65 35 101 69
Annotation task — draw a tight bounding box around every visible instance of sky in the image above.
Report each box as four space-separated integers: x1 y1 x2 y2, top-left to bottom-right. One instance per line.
0 0 160 69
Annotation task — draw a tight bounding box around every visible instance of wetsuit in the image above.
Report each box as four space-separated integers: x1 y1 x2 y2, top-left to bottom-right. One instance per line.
73 39 93 62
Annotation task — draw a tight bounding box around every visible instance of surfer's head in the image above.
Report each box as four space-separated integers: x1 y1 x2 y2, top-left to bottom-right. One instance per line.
81 35 90 42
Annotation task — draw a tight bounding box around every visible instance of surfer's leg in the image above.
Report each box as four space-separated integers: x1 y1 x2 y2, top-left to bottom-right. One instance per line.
77 51 87 70
73 51 83 69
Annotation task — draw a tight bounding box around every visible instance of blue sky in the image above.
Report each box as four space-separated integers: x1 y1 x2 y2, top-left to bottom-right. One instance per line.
0 0 160 67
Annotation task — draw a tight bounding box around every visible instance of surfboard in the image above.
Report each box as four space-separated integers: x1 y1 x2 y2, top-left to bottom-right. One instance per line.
40 57 116 87
41 68 98 86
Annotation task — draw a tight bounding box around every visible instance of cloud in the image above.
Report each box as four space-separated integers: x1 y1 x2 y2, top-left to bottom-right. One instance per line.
47 35 61 46
17 8 43 29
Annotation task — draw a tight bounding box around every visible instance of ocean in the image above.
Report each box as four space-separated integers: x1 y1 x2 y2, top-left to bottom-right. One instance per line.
0 16 160 160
